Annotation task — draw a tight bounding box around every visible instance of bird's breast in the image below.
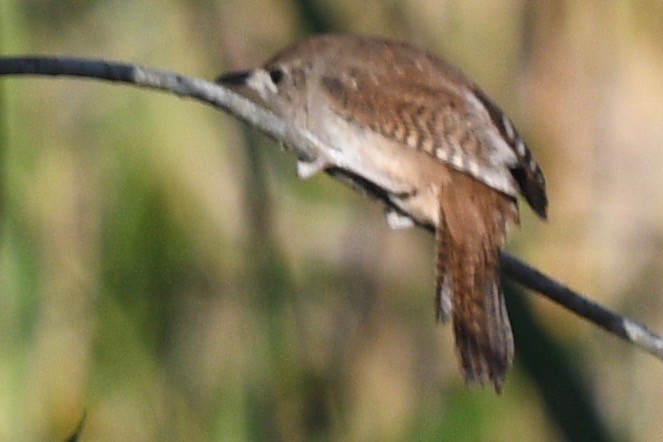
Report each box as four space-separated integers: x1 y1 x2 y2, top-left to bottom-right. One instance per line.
305 100 459 227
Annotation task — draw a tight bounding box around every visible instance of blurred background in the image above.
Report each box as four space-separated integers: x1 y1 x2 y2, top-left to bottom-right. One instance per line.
1 0 662 440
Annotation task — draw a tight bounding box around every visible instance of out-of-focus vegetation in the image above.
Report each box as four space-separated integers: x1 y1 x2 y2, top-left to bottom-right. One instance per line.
1 0 661 440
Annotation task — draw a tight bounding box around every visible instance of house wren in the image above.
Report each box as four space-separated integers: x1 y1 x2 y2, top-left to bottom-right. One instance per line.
216 34 547 392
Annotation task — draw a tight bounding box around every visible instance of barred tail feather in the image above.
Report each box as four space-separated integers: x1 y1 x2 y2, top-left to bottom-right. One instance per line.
436 173 517 392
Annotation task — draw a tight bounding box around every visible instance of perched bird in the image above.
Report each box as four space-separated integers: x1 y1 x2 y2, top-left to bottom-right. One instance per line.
216 34 547 392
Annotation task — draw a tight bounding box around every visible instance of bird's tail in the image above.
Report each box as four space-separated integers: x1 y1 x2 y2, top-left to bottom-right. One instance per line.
435 173 518 392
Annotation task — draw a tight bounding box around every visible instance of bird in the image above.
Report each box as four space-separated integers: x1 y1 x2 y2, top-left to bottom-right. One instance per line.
215 34 547 392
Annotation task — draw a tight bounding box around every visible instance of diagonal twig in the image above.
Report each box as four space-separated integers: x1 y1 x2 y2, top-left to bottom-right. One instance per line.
1 56 661 360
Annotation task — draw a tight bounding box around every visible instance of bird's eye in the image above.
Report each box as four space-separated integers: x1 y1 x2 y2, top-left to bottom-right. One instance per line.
268 68 285 85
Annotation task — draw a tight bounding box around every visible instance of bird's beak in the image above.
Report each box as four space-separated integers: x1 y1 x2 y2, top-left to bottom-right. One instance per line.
214 69 272 111
215 70 252 86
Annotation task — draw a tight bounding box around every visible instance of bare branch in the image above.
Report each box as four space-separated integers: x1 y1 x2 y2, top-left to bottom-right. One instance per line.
0 57 316 163
1 56 661 360
501 253 663 359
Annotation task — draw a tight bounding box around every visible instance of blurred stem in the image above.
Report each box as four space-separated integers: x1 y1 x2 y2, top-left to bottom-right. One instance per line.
239 129 305 438
0 2 8 226
241 129 290 332
505 281 614 442
240 130 335 438
294 0 335 34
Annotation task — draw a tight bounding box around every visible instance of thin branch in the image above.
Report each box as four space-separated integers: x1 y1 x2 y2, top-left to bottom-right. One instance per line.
1 56 661 360
500 253 663 359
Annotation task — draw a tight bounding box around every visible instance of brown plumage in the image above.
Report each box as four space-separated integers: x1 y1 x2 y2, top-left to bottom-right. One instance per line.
436 171 519 391
216 34 547 391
